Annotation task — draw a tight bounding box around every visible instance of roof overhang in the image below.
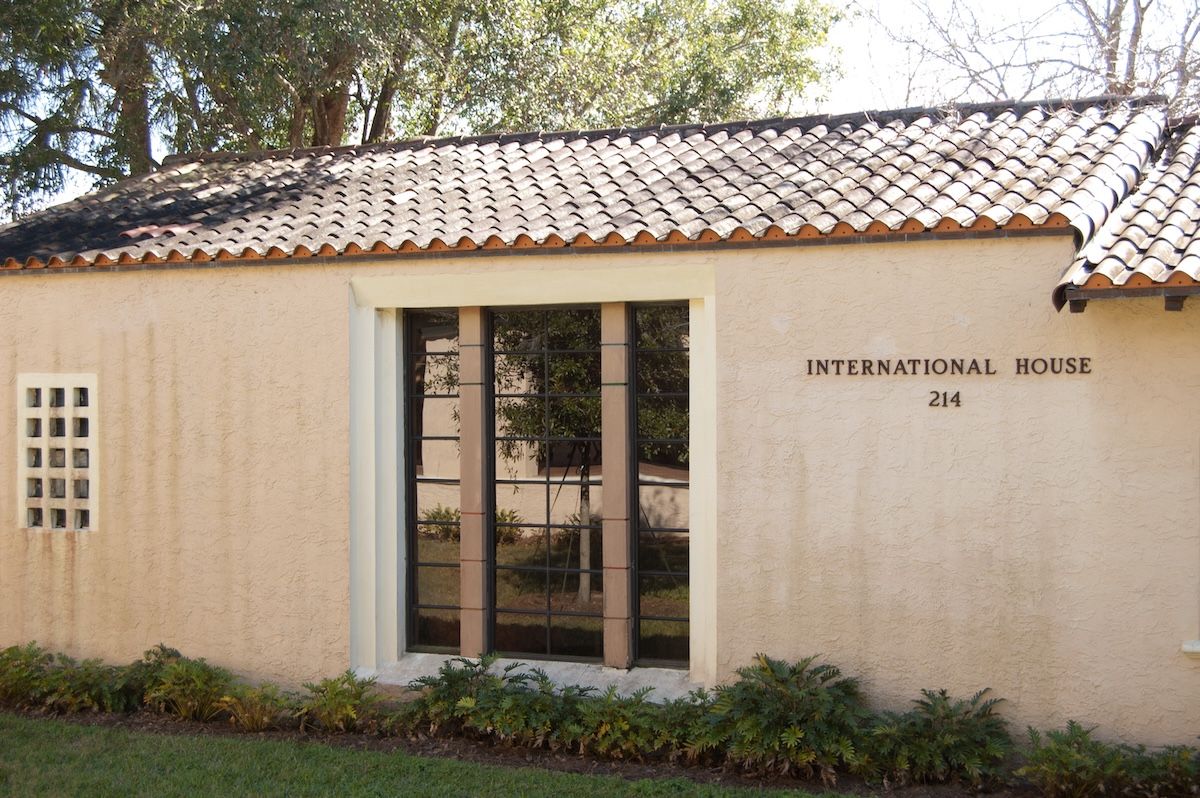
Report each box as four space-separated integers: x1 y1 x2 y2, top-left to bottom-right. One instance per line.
1059 283 1200 312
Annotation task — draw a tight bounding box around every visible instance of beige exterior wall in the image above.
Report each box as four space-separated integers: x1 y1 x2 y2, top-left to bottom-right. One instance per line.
714 235 1200 745
0 236 1196 743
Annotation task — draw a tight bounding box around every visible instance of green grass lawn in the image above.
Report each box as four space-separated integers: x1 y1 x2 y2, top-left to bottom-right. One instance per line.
0 713 830 797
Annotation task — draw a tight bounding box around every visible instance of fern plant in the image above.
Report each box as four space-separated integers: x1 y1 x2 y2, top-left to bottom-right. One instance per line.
0 642 53 708
219 684 291 732
862 688 1011 787
297 670 380 733
690 654 868 783
42 656 131 714
144 657 233 721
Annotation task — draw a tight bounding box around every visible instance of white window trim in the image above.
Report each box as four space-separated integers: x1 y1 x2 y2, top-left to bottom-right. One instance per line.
16 373 99 533
348 257 718 684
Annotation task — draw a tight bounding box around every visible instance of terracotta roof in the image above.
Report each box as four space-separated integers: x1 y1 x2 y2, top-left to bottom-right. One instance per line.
0 96 1182 309
1061 121 1200 298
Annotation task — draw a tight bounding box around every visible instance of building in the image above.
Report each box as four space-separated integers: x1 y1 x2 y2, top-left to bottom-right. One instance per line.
1 96 1197 743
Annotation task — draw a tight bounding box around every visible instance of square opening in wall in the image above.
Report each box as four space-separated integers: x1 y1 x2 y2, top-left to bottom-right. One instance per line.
49 418 66 437
72 448 88 468
75 510 89 530
73 418 88 438
27 478 42 498
50 508 66 529
26 388 41 408
74 387 88 407
26 418 41 437
74 479 88 499
50 448 66 468
49 388 65 408
49 478 65 499
27 448 42 468
27 508 43 528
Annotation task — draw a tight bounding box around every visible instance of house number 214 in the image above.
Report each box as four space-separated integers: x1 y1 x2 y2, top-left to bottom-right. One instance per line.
929 390 961 407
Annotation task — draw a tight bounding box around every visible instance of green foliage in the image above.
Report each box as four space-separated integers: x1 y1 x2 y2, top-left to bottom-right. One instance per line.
402 655 501 736
689 654 868 782
861 688 1011 787
572 686 675 760
0 642 53 708
297 670 380 733
417 505 524 544
42 655 134 714
144 657 234 722
119 643 182 708
0 0 837 217
459 666 592 749
1017 722 1200 798
219 684 291 732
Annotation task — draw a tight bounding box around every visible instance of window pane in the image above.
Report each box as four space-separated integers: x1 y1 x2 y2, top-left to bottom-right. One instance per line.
547 352 601 393
415 532 459 565
549 526 602 570
636 396 688 439
546 308 600 350
635 351 689 393
494 612 547 655
412 438 459 479
409 396 459 438
496 526 547 566
495 439 540 479
416 483 459 519
495 568 546 611
550 615 603 658
494 481 547 526
635 305 688 350
414 565 459 607
412 608 460 650
495 397 545 438
549 572 603 614
638 620 688 662
638 531 689 573
638 484 689 530
549 483 602 525
549 397 601 438
410 354 459 395
636 442 689 471
639 574 689 619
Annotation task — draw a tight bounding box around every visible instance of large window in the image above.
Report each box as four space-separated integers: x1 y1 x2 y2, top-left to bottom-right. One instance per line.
403 303 690 665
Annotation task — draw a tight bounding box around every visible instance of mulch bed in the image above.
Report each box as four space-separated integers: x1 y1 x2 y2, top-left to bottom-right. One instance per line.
12 708 1036 797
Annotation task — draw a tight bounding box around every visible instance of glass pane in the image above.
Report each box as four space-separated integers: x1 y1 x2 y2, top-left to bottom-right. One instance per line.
636 351 689 393
410 353 458 396
637 484 689 530
639 574 689 619
638 531 689 573
549 397 601 438
494 481 546 525
496 526 547 567
410 396 460 438
495 439 540 479
415 531 459 565
495 397 545 438
494 612 547 655
495 568 546 611
549 572 603 614
635 305 689 350
413 608 460 650
636 396 688 439
549 526 603 570
493 352 543 393
550 615 603 658
637 442 689 471
638 620 689 662
414 565 459 607
412 439 460 479
409 310 458 352
548 483 602 525
416 483 460 519
546 308 600 350
547 352 600 393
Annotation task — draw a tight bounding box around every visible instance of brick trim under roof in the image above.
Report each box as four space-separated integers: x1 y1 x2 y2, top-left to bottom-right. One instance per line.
0 94 1190 308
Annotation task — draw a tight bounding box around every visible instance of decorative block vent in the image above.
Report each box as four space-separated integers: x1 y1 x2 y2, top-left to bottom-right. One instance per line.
17 374 97 532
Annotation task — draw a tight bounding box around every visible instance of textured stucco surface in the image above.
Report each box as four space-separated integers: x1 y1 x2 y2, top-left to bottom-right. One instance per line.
0 264 353 683
714 235 1200 745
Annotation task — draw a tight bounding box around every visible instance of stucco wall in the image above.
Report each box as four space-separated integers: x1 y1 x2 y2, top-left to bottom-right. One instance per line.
0 264 353 683
714 235 1200 744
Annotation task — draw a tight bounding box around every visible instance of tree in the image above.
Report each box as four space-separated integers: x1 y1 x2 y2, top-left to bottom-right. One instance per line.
860 0 1200 115
0 0 837 219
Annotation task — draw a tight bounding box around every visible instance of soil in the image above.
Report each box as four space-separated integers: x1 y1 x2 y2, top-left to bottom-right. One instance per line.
11 708 1037 797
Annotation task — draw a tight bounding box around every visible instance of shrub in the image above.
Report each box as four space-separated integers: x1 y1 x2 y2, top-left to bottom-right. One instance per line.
219 684 290 732
417 505 461 540
0 643 53 708
689 654 868 783
1017 722 1200 798
42 655 133 714
145 657 234 721
119 643 182 707
297 670 380 733
573 686 673 760
457 666 590 749
862 688 1012 787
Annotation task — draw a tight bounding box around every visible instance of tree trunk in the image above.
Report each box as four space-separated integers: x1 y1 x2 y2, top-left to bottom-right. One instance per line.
97 2 154 175
311 88 350 147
